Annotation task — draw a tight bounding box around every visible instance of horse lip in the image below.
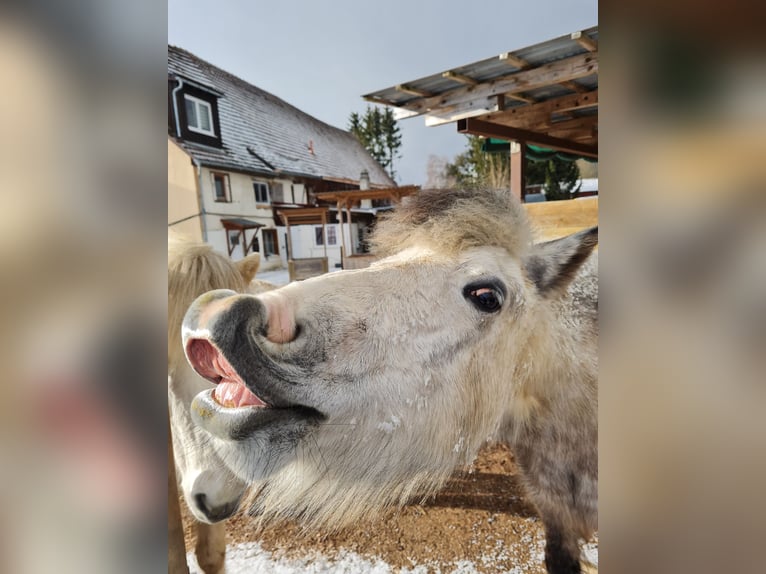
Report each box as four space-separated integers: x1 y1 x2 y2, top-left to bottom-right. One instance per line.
191 389 324 441
184 336 323 418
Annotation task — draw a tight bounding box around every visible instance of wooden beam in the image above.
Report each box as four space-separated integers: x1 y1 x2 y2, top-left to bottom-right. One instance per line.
495 113 597 135
402 52 597 116
481 90 598 128
395 84 433 98
499 52 530 69
442 70 479 86
571 30 598 53
559 80 587 93
423 99 500 127
547 126 598 141
533 114 598 132
458 117 598 158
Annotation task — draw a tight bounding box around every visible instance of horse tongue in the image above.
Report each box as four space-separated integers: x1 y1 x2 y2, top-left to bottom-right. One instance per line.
213 380 266 408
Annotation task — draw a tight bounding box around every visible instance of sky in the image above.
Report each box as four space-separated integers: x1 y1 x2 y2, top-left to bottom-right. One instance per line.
168 0 597 186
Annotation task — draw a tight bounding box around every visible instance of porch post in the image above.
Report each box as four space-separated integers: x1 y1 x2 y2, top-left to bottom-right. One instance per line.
510 141 526 202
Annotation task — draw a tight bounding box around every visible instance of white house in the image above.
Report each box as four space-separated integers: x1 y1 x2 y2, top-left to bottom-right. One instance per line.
167 45 395 269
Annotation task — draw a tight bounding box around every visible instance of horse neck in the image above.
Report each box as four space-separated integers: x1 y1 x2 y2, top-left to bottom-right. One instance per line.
509 299 596 418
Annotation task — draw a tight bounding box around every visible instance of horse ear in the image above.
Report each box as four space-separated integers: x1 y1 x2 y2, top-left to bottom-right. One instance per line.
524 226 598 296
236 253 261 284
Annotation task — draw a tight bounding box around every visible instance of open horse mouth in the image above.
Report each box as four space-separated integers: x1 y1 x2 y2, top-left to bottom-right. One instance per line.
186 338 267 409
184 335 324 442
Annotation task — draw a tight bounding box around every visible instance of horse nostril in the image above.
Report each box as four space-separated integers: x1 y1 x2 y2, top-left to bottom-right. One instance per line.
193 493 238 522
194 493 209 515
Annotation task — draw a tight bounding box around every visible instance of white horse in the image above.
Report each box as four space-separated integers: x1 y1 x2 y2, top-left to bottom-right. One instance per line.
168 232 273 573
181 189 598 574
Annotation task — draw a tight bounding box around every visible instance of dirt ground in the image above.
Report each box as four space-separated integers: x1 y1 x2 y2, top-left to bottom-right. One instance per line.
182 443 598 572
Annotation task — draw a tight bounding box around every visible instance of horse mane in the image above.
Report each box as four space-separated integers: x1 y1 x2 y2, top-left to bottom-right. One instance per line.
370 187 532 258
168 232 250 371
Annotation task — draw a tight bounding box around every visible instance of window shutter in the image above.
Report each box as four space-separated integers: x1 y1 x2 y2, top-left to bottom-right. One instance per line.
271 183 284 202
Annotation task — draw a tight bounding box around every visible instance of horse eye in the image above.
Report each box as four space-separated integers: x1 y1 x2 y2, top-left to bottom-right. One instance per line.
465 286 504 313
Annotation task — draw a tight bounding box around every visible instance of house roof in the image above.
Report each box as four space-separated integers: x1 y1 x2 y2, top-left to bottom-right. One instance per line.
364 27 597 158
168 46 395 187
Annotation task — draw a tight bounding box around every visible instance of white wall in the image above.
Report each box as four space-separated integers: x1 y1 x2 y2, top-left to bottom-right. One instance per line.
286 223 358 270
198 167 302 268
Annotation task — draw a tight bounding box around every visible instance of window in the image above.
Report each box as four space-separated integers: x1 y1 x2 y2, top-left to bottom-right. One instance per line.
314 226 337 246
211 173 230 202
184 94 215 136
253 181 270 204
262 229 278 256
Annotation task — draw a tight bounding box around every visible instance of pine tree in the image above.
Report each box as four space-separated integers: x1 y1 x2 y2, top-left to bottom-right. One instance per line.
348 105 402 181
445 136 580 199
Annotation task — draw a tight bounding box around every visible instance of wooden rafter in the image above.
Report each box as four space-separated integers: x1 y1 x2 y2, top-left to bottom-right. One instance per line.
399 52 597 116
498 52 530 70
395 84 433 98
442 70 479 86
571 31 598 53
458 117 598 158
505 93 538 105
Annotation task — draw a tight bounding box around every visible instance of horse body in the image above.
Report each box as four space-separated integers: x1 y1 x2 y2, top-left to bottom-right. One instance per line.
180 189 598 574
168 232 275 573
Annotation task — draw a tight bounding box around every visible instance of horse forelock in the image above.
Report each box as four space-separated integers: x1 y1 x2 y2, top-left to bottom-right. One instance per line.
370 188 531 259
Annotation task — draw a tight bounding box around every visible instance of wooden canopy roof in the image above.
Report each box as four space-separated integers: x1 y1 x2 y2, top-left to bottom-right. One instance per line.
275 207 329 226
315 185 420 208
220 217 265 230
363 28 598 158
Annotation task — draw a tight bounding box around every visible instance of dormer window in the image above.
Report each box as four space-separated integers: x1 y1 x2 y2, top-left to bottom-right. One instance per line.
170 77 222 147
184 94 215 136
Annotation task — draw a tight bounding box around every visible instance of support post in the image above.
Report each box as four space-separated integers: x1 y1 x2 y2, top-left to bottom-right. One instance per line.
510 141 526 202
321 211 327 259
285 219 293 260
345 204 353 255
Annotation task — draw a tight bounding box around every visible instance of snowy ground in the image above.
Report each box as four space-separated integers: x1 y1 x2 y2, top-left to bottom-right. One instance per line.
187 540 597 574
255 267 291 286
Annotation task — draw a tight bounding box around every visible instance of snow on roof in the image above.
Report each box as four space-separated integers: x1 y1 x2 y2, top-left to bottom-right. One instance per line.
168 46 395 187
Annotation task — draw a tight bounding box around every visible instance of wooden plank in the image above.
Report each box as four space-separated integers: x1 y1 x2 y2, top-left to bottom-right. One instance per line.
442 70 479 86
524 196 598 241
395 84 433 98
499 52 531 69
403 52 597 116
571 30 598 53
458 117 598 158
